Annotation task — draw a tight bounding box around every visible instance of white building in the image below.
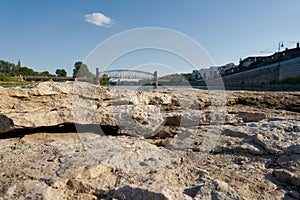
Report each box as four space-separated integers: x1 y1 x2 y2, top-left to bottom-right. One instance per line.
191 67 220 80
217 63 235 73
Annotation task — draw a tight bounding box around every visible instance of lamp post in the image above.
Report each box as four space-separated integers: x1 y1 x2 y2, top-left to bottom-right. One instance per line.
278 41 284 53
278 41 284 70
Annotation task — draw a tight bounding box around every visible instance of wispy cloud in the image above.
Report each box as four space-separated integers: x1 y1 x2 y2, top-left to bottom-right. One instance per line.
85 12 112 27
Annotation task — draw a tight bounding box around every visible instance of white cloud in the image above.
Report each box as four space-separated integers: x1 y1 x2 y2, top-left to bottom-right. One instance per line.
85 12 112 27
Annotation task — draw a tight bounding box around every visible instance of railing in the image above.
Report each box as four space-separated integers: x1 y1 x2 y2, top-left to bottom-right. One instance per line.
23 76 75 81
23 69 159 87
98 69 155 80
96 69 158 87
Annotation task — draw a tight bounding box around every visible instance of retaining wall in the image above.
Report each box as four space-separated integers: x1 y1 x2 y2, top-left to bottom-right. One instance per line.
221 56 300 86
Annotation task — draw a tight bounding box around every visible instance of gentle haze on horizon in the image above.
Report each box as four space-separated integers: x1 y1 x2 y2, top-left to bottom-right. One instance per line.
1 0 300 76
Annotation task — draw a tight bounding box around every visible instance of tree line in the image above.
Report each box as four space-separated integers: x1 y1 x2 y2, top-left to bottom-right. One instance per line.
0 59 96 78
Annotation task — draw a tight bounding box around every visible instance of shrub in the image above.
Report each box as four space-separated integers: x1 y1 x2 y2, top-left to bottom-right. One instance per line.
0 73 13 81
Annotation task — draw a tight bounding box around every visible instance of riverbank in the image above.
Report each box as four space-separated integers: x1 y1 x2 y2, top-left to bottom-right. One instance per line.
0 81 33 87
0 82 299 199
3 79 300 91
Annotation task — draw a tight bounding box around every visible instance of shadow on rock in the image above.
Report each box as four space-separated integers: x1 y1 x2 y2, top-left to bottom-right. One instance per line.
0 124 121 139
113 186 168 200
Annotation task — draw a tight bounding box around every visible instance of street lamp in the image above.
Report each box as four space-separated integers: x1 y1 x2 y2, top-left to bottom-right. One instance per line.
278 41 284 68
278 41 284 53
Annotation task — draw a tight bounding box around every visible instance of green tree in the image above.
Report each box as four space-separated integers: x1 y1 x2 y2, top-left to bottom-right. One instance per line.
181 73 191 81
73 61 94 78
19 67 37 76
0 60 15 75
0 59 57 77
0 73 13 81
55 69 67 77
100 77 110 86
40 71 55 77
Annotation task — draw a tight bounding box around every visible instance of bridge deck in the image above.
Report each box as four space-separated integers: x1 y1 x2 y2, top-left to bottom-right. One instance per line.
23 76 75 81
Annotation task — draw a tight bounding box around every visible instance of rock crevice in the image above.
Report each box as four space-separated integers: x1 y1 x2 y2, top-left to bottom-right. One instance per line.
0 82 300 199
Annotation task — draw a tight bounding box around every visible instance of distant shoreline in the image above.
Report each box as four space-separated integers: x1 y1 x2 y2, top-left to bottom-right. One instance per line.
3 81 299 92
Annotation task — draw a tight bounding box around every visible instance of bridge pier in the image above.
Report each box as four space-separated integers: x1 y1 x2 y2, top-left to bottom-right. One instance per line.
154 71 158 88
96 68 100 86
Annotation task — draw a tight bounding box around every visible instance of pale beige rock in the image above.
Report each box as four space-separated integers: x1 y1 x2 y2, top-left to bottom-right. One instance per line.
194 179 240 200
273 169 300 187
0 82 300 200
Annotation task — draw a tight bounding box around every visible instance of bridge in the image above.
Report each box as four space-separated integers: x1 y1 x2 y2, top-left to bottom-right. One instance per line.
23 76 96 82
98 69 154 79
96 69 158 87
23 76 75 81
22 68 158 87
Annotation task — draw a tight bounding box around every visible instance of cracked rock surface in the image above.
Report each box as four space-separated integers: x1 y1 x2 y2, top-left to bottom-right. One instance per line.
0 82 300 199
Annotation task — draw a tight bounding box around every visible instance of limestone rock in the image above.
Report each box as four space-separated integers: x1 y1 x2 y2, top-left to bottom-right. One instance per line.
237 111 268 122
273 169 300 187
0 82 300 200
194 179 240 200
286 144 300 155
113 186 168 200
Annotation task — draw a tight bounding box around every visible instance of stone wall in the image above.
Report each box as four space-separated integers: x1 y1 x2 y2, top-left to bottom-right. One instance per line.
279 56 300 80
221 56 300 86
222 64 279 86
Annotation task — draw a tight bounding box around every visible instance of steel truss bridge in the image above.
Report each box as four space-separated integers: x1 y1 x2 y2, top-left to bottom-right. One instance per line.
97 69 157 80
22 69 158 87
23 76 74 81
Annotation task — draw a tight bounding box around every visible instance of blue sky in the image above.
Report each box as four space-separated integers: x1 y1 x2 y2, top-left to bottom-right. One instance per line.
1 0 300 76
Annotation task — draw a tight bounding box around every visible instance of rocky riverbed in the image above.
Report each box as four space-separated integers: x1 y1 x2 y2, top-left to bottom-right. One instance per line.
0 82 299 199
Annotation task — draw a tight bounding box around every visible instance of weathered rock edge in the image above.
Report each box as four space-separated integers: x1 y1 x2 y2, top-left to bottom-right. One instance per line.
1 81 299 135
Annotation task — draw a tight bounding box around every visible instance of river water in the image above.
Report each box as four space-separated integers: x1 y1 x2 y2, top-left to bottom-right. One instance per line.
1 84 209 90
110 85 208 90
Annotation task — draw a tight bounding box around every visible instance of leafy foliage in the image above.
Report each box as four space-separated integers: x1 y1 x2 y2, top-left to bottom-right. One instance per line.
55 69 67 77
40 71 55 77
0 73 14 81
19 67 39 76
159 73 191 81
181 73 191 81
0 60 19 75
100 77 110 86
72 61 94 78
0 59 56 77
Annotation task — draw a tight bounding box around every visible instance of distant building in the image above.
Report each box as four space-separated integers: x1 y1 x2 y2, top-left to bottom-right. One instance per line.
240 42 300 68
282 45 300 58
191 63 236 80
240 56 266 67
218 63 236 73
192 42 300 80
191 66 220 80
191 70 202 80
